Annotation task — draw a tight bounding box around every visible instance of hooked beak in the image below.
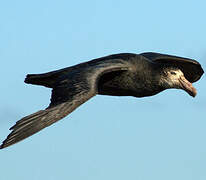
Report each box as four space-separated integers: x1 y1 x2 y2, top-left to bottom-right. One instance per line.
179 76 197 97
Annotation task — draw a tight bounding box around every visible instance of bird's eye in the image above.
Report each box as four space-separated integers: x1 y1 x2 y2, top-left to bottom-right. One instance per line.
170 71 176 75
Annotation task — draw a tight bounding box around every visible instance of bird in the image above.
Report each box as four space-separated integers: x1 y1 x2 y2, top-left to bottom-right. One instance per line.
0 52 204 149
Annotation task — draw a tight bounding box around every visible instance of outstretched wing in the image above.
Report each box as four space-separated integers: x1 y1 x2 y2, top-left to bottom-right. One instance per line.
0 92 93 149
0 59 129 149
140 52 204 83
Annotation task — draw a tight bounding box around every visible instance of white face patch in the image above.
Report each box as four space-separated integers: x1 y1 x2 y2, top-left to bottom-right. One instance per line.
160 68 184 88
160 68 197 97
166 69 184 83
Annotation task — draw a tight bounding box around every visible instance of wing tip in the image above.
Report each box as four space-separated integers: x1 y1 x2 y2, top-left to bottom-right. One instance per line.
0 132 16 149
0 140 8 149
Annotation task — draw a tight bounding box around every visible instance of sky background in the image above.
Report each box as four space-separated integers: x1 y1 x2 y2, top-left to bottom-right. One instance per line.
0 0 206 180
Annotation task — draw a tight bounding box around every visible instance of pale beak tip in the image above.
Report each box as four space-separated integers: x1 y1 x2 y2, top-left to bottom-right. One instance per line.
191 90 197 97
179 76 197 98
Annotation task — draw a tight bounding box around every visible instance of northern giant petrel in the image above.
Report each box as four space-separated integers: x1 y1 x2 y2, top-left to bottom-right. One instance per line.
0 52 204 149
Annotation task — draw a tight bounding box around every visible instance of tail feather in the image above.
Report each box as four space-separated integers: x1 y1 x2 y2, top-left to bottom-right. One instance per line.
24 68 69 88
25 73 58 88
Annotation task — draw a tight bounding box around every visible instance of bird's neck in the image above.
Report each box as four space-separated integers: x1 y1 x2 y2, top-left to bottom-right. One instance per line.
139 62 165 96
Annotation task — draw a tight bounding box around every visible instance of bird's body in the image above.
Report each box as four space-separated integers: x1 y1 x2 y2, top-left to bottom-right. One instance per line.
0 52 204 149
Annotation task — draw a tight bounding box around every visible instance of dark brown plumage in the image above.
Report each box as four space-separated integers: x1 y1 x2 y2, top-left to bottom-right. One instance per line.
0 52 204 149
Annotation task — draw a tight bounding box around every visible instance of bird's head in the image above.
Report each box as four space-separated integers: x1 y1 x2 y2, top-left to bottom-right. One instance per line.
159 67 197 97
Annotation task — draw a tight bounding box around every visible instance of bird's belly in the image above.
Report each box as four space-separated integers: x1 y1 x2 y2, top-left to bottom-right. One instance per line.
98 80 149 97
97 71 163 97
98 85 136 96
98 81 163 97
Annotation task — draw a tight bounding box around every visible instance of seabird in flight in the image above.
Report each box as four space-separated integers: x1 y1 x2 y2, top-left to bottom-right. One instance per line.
0 52 204 149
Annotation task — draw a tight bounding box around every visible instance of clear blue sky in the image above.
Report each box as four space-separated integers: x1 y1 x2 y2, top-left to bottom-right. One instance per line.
0 0 206 180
